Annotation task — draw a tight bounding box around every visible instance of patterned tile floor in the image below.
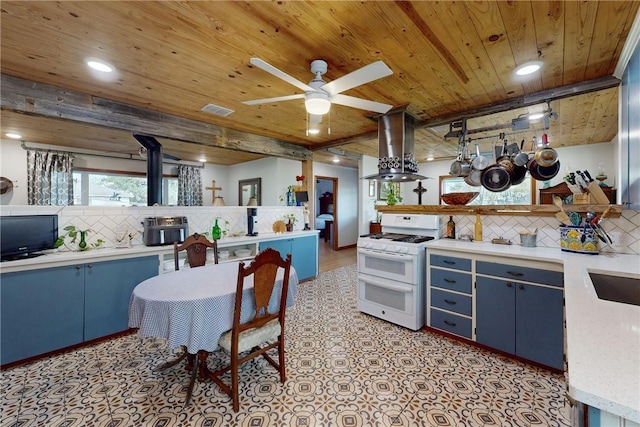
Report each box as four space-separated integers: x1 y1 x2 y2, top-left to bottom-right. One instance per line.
1 265 571 426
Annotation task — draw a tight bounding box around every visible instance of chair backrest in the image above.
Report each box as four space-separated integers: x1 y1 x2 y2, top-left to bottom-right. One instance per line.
232 248 292 335
174 233 218 271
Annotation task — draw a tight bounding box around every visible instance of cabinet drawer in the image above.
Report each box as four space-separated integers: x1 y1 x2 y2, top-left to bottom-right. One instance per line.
476 261 563 287
430 254 472 272
431 288 472 316
430 308 472 339
430 268 472 294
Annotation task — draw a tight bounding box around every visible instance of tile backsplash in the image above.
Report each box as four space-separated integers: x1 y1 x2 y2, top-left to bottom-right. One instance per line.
441 209 640 255
0 205 304 250
1 205 638 255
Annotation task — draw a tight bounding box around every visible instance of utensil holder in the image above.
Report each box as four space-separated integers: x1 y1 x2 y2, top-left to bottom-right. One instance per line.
519 233 537 247
559 225 599 254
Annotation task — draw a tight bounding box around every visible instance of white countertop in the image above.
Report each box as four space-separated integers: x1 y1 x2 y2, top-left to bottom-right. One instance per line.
426 239 640 423
0 230 319 274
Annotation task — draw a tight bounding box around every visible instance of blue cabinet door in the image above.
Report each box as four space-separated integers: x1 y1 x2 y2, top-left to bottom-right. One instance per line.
84 256 158 341
476 276 516 354
291 235 317 280
1 265 84 365
515 283 564 370
260 236 318 281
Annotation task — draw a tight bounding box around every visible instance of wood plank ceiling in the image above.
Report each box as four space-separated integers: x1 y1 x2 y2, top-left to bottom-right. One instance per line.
1 1 637 169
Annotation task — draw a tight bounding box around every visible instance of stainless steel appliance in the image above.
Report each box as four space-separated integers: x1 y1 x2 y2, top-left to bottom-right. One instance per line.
142 216 188 246
357 214 440 330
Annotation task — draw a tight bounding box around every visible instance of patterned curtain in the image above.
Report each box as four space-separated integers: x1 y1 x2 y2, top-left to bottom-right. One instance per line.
26 150 74 206
177 165 203 206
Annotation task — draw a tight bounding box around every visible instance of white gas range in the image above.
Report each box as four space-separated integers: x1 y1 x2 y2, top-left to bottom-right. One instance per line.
357 214 440 330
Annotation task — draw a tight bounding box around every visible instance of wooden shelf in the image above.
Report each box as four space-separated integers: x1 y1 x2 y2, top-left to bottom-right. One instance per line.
375 204 622 218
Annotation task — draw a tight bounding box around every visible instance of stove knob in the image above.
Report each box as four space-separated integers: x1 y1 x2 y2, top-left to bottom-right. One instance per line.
397 246 409 253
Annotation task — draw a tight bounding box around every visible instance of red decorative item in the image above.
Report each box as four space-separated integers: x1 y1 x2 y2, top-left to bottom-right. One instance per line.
296 175 305 181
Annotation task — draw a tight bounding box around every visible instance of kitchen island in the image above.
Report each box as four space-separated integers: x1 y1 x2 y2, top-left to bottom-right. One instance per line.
425 239 640 424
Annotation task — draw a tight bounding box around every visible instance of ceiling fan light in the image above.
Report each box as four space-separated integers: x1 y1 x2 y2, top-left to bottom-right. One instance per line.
305 94 331 115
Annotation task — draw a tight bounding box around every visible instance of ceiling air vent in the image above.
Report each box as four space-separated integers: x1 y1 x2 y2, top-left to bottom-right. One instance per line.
201 103 234 117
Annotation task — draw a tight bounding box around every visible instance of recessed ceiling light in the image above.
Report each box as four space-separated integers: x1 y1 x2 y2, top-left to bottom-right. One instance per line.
332 158 340 163
86 58 114 73
426 157 434 161
515 61 542 76
308 128 320 135
198 157 207 163
528 112 545 120
5 132 22 139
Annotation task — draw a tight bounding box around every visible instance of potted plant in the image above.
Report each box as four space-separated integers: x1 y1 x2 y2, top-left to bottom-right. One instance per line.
284 214 297 232
386 185 403 205
54 225 105 251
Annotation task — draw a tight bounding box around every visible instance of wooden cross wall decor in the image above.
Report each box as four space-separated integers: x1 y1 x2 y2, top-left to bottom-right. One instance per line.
413 181 427 205
205 180 222 204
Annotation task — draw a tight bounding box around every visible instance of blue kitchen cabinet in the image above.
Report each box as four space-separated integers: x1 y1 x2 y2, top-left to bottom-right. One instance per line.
1 255 159 365
259 234 318 280
476 277 516 354
476 273 564 370
84 256 158 341
1 265 84 365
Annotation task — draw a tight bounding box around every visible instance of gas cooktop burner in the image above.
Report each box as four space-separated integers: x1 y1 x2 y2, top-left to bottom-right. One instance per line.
359 233 435 244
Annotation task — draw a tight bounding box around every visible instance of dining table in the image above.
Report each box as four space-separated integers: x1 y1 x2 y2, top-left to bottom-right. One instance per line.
128 260 298 406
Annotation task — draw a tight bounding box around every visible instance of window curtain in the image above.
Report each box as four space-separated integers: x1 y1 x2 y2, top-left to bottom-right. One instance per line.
26 150 74 205
177 165 203 206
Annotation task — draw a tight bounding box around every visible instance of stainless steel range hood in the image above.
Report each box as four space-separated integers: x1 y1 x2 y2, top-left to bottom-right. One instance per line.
362 110 429 182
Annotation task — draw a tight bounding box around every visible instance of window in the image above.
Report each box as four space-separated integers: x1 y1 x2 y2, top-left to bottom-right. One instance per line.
73 170 178 206
439 175 535 205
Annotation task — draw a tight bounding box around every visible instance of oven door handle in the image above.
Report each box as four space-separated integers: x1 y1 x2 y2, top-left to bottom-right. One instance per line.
358 275 414 293
357 248 414 261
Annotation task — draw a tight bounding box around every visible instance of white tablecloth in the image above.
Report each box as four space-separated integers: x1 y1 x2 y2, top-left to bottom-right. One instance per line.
128 261 298 354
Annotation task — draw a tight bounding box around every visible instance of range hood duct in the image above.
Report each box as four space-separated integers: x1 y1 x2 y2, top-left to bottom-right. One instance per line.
362 110 429 182
133 133 163 206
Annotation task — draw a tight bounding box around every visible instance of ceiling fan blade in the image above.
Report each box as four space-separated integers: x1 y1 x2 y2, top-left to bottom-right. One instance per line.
321 61 393 95
331 94 393 113
250 58 315 92
242 94 305 105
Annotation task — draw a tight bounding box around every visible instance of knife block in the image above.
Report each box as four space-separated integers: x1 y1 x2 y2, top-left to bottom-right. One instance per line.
573 194 591 204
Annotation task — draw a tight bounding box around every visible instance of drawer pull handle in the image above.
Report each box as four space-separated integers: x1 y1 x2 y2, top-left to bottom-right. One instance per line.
443 260 456 265
519 284 525 290
507 270 524 277
444 279 456 283
444 320 456 327
506 282 513 288
444 299 457 305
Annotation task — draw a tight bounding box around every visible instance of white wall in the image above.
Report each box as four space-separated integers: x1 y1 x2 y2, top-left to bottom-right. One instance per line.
314 162 359 248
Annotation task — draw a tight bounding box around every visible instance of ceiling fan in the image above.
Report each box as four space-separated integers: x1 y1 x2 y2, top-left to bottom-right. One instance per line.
243 58 394 115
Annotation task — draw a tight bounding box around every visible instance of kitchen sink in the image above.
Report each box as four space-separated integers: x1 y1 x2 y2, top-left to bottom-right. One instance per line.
589 271 640 307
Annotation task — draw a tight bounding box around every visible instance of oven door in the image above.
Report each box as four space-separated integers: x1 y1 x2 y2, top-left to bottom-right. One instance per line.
357 273 423 331
357 247 417 284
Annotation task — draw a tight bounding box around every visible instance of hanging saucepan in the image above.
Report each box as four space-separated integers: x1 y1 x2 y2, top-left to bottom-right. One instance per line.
511 164 528 186
513 139 529 167
465 167 483 187
534 133 558 167
450 155 471 177
529 160 561 181
481 141 513 192
472 143 489 171
450 141 472 177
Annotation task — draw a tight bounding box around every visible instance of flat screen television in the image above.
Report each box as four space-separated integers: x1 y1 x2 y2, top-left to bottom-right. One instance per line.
0 214 58 261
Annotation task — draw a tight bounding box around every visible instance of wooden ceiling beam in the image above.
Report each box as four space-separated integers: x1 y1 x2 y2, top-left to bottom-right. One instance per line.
0 74 312 161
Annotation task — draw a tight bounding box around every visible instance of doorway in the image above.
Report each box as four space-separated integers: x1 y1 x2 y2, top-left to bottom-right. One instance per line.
315 176 338 251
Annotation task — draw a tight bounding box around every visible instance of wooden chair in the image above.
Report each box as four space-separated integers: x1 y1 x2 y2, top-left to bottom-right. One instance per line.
204 247 292 412
173 233 218 271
